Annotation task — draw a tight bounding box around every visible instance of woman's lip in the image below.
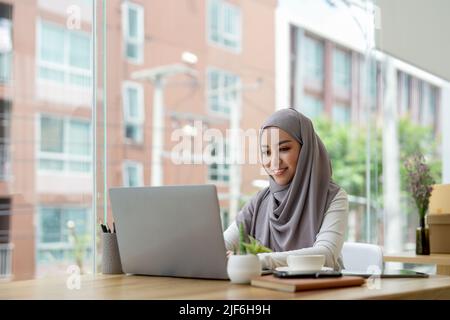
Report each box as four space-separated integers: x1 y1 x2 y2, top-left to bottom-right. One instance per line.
271 168 287 176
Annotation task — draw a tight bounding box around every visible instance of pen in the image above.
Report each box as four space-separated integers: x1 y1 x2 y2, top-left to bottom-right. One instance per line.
113 222 116 233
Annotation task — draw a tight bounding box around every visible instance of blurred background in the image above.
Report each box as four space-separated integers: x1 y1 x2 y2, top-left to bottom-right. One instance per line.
0 0 448 281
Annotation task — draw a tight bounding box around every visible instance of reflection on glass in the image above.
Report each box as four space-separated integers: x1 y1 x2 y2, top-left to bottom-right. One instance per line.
1 0 94 281
2 0 447 282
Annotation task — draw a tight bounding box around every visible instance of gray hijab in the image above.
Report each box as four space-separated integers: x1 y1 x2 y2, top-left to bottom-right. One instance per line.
236 108 340 252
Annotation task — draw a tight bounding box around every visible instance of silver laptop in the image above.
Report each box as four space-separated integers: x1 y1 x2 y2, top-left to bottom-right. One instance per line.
109 184 229 279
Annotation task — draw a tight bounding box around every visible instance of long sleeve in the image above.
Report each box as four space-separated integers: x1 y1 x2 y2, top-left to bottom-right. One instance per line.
257 188 349 270
223 221 239 252
223 189 263 252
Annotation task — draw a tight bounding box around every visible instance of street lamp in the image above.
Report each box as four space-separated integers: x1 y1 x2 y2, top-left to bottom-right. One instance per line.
131 63 198 186
224 79 262 221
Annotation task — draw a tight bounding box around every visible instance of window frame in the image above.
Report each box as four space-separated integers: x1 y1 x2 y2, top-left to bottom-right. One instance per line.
37 113 92 175
207 0 242 53
36 19 92 88
0 17 12 83
36 205 91 248
122 1 144 64
206 67 241 117
207 141 230 184
122 81 145 144
332 103 351 124
332 46 352 91
303 34 325 84
122 160 144 187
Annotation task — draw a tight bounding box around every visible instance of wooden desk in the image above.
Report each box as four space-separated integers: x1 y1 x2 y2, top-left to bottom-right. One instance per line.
384 253 450 275
1 274 450 299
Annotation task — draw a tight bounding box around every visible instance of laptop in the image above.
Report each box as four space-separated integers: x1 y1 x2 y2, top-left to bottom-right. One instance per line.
109 184 229 279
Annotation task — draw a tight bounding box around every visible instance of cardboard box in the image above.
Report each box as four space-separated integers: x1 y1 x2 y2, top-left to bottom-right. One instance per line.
428 213 450 253
429 184 450 214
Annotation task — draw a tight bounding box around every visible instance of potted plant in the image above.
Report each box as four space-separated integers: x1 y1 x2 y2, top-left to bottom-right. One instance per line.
227 222 272 284
404 152 435 255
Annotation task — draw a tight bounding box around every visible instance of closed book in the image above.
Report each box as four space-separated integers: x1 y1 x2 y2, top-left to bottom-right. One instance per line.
251 275 366 293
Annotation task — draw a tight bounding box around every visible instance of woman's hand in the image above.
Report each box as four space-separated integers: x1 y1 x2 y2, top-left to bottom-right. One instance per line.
226 250 233 258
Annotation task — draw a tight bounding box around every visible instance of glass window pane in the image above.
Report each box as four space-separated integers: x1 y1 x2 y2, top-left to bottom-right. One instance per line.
0 52 11 83
209 0 219 38
39 159 64 171
126 43 138 59
127 166 138 186
39 67 65 82
65 208 88 236
69 73 91 87
333 48 351 90
128 7 138 38
40 23 65 64
208 0 240 50
40 208 62 243
125 124 141 142
68 120 90 156
40 116 64 153
69 32 90 69
304 36 324 81
68 161 90 172
127 87 139 118
332 104 351 124
301 96 324 119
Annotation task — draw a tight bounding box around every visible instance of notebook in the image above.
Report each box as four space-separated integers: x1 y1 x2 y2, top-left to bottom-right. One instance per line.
251 275 366 293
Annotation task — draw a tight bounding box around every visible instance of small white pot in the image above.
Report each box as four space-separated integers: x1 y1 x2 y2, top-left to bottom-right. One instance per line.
227 254 262 284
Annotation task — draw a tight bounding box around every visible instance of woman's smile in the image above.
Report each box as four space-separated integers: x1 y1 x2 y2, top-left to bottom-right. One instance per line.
271 168 288 176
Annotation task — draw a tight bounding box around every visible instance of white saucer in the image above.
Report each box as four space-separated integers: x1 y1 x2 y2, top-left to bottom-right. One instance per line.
275 266 333 272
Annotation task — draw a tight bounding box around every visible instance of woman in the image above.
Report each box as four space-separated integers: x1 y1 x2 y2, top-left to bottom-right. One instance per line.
223 108 348 271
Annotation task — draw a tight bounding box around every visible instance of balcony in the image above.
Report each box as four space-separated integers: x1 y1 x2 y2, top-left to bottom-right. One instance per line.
0 143 10 181
0 242 13 280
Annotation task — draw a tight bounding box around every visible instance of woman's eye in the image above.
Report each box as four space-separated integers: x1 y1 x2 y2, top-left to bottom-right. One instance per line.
280 147 290 152
263 150 270 156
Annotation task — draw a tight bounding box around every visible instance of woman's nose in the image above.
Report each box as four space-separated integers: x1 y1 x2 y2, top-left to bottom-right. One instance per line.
270 153 281 168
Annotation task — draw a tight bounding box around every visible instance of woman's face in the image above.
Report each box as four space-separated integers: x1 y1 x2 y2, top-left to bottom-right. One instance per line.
260 127 301 186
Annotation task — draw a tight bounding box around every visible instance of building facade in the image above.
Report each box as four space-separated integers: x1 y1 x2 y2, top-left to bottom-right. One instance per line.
0 0 277 280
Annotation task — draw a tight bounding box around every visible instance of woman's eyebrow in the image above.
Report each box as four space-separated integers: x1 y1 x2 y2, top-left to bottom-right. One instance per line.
261 140 292 148
278 140 292 145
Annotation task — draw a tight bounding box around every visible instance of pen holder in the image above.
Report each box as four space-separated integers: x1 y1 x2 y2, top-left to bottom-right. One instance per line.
101 232 123 274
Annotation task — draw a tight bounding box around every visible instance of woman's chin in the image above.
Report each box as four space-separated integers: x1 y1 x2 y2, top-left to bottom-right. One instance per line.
274 177 289 186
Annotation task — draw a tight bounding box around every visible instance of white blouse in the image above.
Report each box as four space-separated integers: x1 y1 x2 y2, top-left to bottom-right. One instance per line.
223 188 349 270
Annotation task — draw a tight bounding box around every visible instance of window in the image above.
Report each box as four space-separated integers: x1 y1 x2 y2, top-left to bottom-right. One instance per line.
208 0 241 52
220 208 229 231
332 103 351 124
123 161 143 187
122 81 144 143
300 95 324 119
0 100 10 180
333 48 351 91
38 114 91 173
207 68 240 116
303 36 324 82
420 82 436 128
399 73 411 115
208 142 229 183
37 20 91 87
37 206 90 264
0 17 12 83
122 2 144 63
368 60 378 102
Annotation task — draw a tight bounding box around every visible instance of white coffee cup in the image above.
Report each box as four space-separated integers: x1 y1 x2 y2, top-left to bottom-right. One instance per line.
286 254 325 271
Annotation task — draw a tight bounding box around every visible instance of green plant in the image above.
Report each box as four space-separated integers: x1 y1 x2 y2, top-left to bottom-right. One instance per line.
235 222 272 255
